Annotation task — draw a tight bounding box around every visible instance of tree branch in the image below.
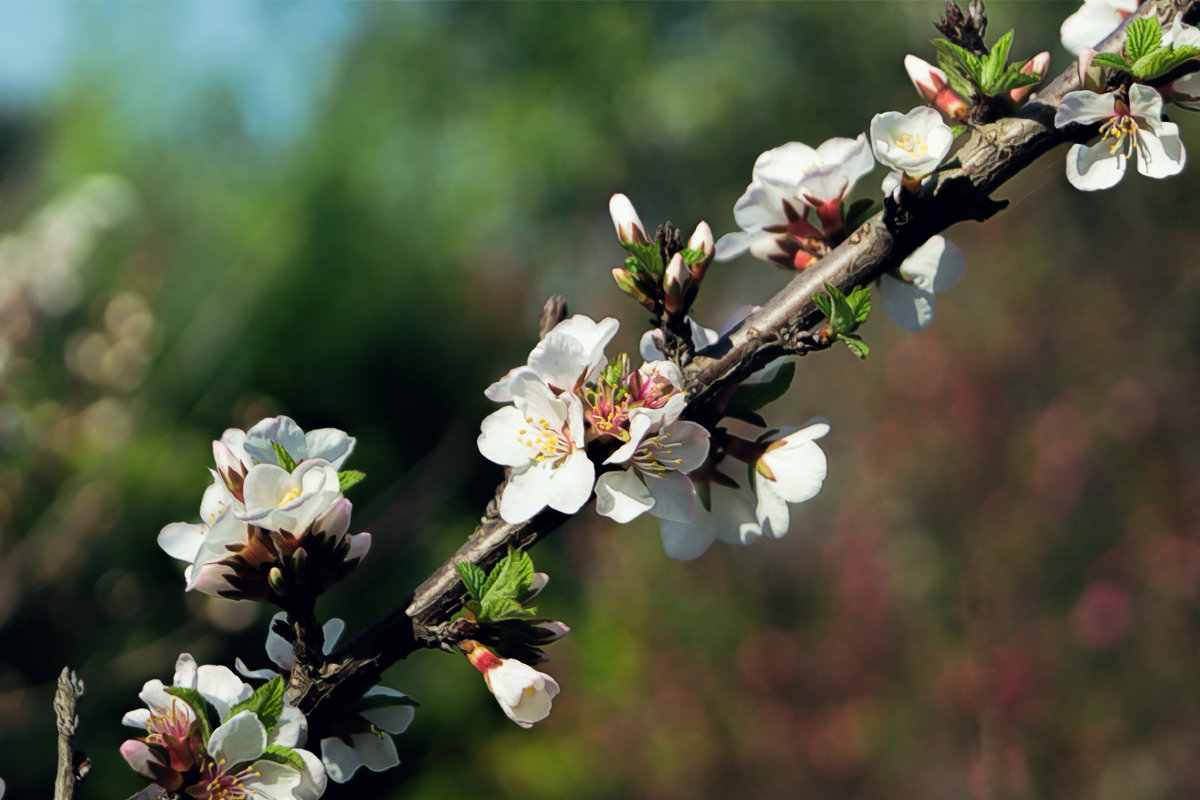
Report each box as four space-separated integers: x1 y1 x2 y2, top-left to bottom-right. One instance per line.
287 0 1199 724
53 667 86 800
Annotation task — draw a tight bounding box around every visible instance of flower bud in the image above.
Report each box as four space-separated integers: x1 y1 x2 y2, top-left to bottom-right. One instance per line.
609 193 650 246
663 253 691 315
1009 51 1050 105
1077 46 1099 92
904 55 969 121
461 640 560 729
611 267 656 311
687 220 715 280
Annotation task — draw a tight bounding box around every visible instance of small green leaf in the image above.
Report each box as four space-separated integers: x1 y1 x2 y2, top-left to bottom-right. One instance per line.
812 293 833 318
165 687 219 747
228 675 285 732
981 30 1015 88
984 70 1041 94
846 286 872 326
724 362 796 417
838 333 870 359
824 283 858 333
456 562 489 602
620 240 665 277
259 744 305 771
481 548 535 606
933 38 983 83
1091 52 1134 72
949 124 968 138
1131 46 1200 80
337 470 366 492
272 442 297 473
480 595 535 622
1124 16 1162 62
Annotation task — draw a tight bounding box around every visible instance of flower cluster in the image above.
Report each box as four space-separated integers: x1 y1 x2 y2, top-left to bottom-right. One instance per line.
236 614 416 783
120 653 325 799
158 416 370 602
479 314 710 529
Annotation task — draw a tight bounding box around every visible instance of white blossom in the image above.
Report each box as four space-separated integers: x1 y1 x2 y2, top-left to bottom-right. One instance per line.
238 458 343 534
1054 84 1186 191
242 416 356 469
877 236 966 332
478 374 595 523
656 482 764 561
485 314 619 402
870 107 954 179
753 420 831 538
595 420 710 524
479 656 560 728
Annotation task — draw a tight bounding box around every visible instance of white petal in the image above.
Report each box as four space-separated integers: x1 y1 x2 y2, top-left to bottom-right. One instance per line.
303 428 356 469
644 471 698 523
1065 140 1126 190
172 654 197 690
753 141 820 186
543 451 596 514
714 229 762 261
157 522 205 562
195 664 251 718
594 470 655 523
477 406 534 467
1054 90 1117 128
1135 123 1186 179
244 760 303 800
321 736 365 783
208 710 268 765
361 686 416 734
761 440 828 504
322 618 346 653
348 730 401 772
122 708 152 729
898 235 965 293
878 273 936 332
657 518 717 560
1129 83 1166 132
1060 2 1131 54
731 179 793 231
270 704 307 748
294 748 328 800
265 611 295 671
604 414 653 465
754 482 792 539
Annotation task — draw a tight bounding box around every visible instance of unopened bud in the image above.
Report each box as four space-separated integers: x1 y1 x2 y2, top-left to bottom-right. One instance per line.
268 566 288 597
212 440 246 501
1077 46 1098 92
663 253 691 315
612 267 657 311
686 220 715 284
609 193 650 246
1009 51 1050 105
538 296 568 338
904 54 969 121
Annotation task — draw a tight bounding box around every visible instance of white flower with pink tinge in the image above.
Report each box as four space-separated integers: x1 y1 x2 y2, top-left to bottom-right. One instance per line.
478 374 595 524
465 643 560 728
753 420 831 538
1054 83 1186 191
485 314 619 402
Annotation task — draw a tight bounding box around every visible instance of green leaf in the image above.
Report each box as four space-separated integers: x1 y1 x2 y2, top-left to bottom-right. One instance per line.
1124 16 1162 62
1091 52 1134 73
812 293 833 318
846 286 871 326
272 442 297 473
949 124 968 139
838 333 870 359
824 283 858 333
933 38 983 83
165 687 219 747
981 30 1014 89
481 548 535 606
259 744 305 771
984 70 1042 94
1131 46 1200 80
724 362 795 417
228 675 284 732
620 240 665 277
480 595 535 621
456 561 489 602
337 470 366 492
842 198 879 232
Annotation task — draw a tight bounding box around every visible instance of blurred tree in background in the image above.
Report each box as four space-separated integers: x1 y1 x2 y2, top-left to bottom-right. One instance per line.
1 2 1199 798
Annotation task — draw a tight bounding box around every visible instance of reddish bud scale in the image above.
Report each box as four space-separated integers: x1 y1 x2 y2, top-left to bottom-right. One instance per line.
462 640 504 673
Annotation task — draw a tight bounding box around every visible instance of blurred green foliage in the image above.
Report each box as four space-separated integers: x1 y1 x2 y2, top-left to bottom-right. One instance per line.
2 2 1200 799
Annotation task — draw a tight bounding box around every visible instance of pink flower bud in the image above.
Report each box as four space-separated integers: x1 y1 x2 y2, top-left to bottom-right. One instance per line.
1009 51 1050 105
686 220 715 284
904 55 969 121
609 193 650 246
1077 46 1098 91
663 253 690 315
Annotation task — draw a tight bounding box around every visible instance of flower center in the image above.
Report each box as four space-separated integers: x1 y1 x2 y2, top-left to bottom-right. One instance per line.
1100 113 1139 158
194 758 261 800
145 699 193 744
894 133 929 156
277 487 302 508
517 417 571 463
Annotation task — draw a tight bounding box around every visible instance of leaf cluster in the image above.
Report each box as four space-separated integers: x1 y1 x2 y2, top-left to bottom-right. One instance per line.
934 30 1041 99
456 548 538 623
814 283 872 359
1091 17 1200 81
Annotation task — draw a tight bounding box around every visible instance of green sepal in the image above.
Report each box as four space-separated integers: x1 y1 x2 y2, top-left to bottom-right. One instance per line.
936 157 963 173
724 362 795 418
258 744 305 771
842 198 880 232
456 561 489 602
164 687 220 749
1124 16 1162 63
337 470 366 492
272 442 297 473
228 675 285 733
838 333 870 359
1131 46 1200 80
1091 52 1134 73
620 240 665 277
